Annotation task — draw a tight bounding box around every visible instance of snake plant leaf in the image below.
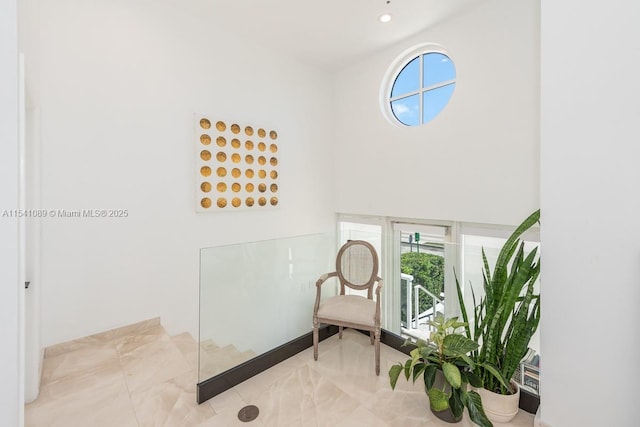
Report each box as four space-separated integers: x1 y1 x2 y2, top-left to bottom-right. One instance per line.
478 362 510 391
428 388 450 412
442 362 462 389
449 388 465 419
465 390 493 427
388 364 403 390
423 364 438 390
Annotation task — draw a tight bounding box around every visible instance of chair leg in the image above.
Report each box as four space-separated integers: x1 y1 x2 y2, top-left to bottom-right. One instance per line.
369 330 374 345
339 326 343 339
374 327 381 376
313 317 319 361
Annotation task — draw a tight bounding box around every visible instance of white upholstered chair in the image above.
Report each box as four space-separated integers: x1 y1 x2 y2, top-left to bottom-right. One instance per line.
313 240 383 375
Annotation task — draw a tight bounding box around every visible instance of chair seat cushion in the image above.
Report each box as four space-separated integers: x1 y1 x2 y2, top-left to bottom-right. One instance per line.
317 295 376 327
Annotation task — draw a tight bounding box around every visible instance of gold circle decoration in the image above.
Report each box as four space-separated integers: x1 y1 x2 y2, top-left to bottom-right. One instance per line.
231 182 241 192
258 183 267 193
269 130 278 140
216 182 227 192
245 183 255 192
258 197 267 206
270 197 278 206
217 198 227 208
216 152 227 162
231 197 241 207
270 157 278 166
245 169 255 178
216 167 227 177
231 168 241 178
245 126 254 136
200 182 212 193
246 197 255 207
270 183 278 192
257 128 266 138
245 140 254 150
200 150 212 161
258 156 266 165
200 166 212 177
231 138 241 149
231 153 241 163
270 170 278 179
258 142 266 152
200 118 211 129
231 124 241 134
269 144 278 153
258 169 267 179
245 154 254 164
201 197 212 208
200 134 211 145
215 121 226 132
216 136 226 147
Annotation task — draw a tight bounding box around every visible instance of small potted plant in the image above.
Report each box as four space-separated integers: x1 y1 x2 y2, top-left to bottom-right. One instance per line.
388 315 494 427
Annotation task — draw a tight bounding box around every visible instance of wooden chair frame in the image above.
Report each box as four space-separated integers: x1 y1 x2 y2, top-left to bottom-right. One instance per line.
312 240 383 375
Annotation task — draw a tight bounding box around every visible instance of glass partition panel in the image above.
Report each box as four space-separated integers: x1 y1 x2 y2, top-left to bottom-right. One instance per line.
198 233 335 382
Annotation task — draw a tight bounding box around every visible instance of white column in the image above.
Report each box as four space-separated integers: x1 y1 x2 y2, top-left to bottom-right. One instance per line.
0 0 24 425
540 1 640 426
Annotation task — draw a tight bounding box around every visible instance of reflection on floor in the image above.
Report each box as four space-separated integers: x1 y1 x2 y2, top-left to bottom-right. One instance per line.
26 322 535 426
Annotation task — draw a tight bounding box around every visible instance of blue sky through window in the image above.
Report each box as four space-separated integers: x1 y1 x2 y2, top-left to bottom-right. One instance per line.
423 83 456 124
391 57 420 98
423 53 456 88
392 94 420 126
389 51 456 126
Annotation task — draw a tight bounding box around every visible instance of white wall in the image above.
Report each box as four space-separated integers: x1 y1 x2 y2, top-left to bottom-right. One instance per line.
539 1 640 426
25 0 336 346
0 0 23 424
333 0 540 226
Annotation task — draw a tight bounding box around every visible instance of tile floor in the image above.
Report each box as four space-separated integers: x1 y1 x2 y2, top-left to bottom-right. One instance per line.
26 322 535 427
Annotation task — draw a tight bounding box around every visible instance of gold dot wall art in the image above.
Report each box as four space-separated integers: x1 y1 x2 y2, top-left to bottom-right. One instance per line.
196 116 280 212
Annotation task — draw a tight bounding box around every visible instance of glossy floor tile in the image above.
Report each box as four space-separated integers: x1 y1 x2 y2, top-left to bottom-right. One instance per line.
26 326 534 427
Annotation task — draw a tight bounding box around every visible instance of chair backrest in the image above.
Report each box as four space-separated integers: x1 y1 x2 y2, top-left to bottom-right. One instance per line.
336 240 379 299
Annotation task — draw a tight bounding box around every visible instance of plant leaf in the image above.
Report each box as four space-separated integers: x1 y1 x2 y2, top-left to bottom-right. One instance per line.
403 359 412 380
478 362 510 391
427 388 450 412
412 363 426 384
443 334 478 356
449 388 464 419
467 370 483 388
388 364 403 390
442 362 462 389
465 390 493 427
423 364 438 390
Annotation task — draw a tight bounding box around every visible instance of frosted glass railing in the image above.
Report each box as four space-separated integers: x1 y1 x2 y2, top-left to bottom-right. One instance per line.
198 233 335 382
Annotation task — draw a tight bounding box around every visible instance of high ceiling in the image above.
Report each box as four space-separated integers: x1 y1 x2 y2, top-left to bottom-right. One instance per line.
192 0 484 70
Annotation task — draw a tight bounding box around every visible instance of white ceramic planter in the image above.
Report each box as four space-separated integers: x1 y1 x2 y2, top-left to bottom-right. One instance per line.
477 380 520 423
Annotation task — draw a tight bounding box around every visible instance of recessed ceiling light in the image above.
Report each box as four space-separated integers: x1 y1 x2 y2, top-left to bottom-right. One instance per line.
379 13 392 23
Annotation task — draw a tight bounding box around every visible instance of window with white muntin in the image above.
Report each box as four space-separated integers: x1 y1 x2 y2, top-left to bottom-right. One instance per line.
384 46 456 127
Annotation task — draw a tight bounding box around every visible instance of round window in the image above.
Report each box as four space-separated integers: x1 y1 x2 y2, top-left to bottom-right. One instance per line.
382 45 456 126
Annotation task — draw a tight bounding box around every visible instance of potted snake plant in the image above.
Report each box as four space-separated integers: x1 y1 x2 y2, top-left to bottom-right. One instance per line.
455 209 540 422
389 315 495 427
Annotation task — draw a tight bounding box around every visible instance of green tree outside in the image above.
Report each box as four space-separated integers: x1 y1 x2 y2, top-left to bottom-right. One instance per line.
400 251 444 325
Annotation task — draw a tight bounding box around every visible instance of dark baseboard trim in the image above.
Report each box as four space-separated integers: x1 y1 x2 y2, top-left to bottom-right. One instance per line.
197 325 338 404
197 326 540 414
519 388 540 414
